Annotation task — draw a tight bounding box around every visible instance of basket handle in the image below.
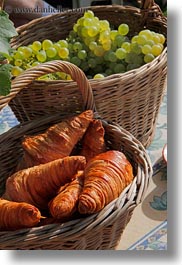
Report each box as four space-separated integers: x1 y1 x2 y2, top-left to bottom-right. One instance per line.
141 0 155 9
1 60 97 112
140 0 166 22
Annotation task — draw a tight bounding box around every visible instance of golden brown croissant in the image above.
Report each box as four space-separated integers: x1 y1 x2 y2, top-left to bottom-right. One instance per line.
49 171 84 220
3 156 86 210
0 198 41 230
78 150 134 214
21 110 93 167
80 119 106 162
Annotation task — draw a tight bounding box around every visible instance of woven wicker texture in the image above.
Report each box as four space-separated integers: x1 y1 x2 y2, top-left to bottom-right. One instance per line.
0 1 167 148
0 59 153 250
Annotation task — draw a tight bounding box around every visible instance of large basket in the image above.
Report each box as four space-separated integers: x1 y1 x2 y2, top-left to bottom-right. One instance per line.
0 61 152 250
0 0 167 148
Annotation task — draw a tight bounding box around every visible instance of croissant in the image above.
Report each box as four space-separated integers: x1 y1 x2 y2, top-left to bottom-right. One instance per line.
80 119 106 162
21 110 93 167
0 198 41 230
3 156 86 210
49 171 84 220
78 150 134 214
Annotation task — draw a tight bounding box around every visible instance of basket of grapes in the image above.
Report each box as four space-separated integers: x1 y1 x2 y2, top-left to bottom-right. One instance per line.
0 0 167 147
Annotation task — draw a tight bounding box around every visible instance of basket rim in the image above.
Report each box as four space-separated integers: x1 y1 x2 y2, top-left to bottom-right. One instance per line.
12 3 167 34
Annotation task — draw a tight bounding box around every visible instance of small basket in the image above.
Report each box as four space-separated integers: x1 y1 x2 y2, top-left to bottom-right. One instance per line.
0 1 167 147
0 61 152 250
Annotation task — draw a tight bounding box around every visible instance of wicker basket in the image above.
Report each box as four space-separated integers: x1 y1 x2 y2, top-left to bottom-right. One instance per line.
0 0 167 147
0 61 152 250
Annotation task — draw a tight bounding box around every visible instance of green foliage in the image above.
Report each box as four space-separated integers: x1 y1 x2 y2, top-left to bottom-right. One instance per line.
0 10 18 96
0 64 12 96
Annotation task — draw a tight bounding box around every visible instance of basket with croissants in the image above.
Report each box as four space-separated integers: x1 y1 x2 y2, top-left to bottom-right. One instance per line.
0 60 152 249
0 109 135 230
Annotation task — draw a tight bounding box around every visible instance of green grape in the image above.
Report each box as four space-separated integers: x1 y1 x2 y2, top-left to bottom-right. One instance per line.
53 43 61 52
73 23 78 32
36 50 47 62
70 56 81 66
14 59 22 66
137 35 147 45
94 45 105 57
84 37 93 47
89 41 97 51
103 51 110 61
93 73 105 79
17 46 25 52
102 40 111 51
105 68 113 76
157 33 166 44
115 48 126 59
73 42 83 51
114 63 125 73
22 46 32 59
108 51 117 62
84 10 94 18
125 53 134 64
152 34 161 44
99 20 110 31
141 44 152 55
99 30 110 44
67 43 73 51
144 53 155 63
58 40 68 48
32 41 42 52
88 58 97 68
146 39 155 46
78 50 87 60
57 72 67 80
46 47 57 58
13 51 24 60
66 74 72 80
114 35 125 47
131 35 138 43
121 42 131 52
118 24 129 36
68 30 77 38
131 43 142 54
127 63 141 71
77 17 85 26
157 43 164 50
110 30 118 41
87 26 99 37
83 18 93 27
42 39 53 50
32 61 40 67
151 44 163 56
139 29 153 39
58 47 69 59
132 54 144 65
11 66 23 76
81 27 89 37
93 16 99 23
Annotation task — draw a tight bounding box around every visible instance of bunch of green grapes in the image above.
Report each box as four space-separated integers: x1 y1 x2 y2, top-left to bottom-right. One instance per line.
10 10 166 80
10 39 70 79
66 10 165 78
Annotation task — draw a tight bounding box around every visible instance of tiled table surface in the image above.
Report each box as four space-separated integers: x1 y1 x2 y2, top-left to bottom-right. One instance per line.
0 93 167 250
